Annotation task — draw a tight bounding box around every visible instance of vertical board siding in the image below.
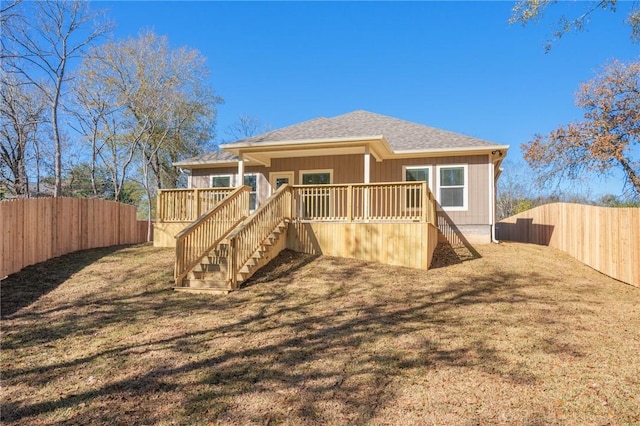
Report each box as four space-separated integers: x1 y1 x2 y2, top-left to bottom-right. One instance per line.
287 222 438 270
192 153 491 226
497 203 640 287
1 198 149 278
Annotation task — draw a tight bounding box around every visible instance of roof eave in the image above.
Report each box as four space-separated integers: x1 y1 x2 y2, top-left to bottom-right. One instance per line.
393 145 510 158
221 135 388 153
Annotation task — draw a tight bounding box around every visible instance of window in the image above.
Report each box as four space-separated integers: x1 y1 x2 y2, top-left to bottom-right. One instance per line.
301 171 332 185
244 174 258 211
300 170 332 217
403 166 431 209
210 175 231 188
437 165 467 210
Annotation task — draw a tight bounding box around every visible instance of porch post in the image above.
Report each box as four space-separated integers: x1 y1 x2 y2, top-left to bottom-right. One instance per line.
237 155 245 187
364 147 370 220
364 146 371 184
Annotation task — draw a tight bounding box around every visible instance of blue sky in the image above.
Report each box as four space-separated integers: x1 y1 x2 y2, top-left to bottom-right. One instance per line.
100 1 639 198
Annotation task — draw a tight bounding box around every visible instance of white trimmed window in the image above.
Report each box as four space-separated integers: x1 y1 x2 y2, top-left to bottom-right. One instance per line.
300 169 332 185
299 170 332 217
403 166 431 209
243 174 259 211
437 165 467 210
210 175 232 188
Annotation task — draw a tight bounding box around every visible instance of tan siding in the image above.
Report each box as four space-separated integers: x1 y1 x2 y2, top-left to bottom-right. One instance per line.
188 153 490 225
191 165 270 205
271 154 364 184
371 155 490 225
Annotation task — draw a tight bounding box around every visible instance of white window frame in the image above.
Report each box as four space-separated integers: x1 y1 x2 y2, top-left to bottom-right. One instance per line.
436 164 468 211
402 165 432 211
210 174 232 188
402 166 432 189
299 169 333 185
243 173 259 211
269 171 295 194
298 169 333 218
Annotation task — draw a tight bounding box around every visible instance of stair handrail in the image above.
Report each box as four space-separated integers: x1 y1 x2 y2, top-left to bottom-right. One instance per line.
174 185 250 285
226 184 292 289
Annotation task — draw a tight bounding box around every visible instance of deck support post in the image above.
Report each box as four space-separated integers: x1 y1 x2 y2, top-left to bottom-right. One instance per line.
237 155 245 188
364 147 370 220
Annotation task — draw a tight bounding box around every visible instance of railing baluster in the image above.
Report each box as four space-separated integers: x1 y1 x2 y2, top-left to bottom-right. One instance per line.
289 182 435 223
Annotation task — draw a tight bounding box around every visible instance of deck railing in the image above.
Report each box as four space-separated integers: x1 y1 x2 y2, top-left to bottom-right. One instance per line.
174 186 250 285
158 187 235 222
292 182 436 224
227 184 292 289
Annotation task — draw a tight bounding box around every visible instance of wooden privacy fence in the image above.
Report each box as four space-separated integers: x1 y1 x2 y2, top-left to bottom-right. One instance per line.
1 197 150 278
497 203 640 287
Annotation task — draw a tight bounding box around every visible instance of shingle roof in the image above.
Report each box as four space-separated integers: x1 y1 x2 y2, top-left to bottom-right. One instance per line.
228 110 500 151
175 110 505 166
174 150 238 167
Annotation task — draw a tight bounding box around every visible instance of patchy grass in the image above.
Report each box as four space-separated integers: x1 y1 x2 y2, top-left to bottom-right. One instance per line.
1 242 639 425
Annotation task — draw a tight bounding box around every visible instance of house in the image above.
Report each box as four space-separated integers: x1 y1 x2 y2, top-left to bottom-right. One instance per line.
155 110 508 293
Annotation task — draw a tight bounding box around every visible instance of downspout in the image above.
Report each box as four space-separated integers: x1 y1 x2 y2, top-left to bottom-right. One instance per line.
489 159 499 243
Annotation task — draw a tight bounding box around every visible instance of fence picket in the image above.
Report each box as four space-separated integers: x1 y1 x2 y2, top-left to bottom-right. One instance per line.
497 203 639 287
0 198 150 278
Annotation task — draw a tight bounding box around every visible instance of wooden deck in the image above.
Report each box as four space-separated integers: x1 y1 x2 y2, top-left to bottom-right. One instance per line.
156 182 439 292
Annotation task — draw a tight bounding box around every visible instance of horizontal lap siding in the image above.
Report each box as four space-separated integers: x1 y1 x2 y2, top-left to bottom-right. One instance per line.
1 198 145 278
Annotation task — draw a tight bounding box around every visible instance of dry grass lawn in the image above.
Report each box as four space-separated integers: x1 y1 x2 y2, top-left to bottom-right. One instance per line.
1 241 639 425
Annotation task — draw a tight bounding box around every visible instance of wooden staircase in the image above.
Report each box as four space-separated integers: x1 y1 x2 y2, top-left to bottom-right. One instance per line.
174 221 289 294
173 184 292 294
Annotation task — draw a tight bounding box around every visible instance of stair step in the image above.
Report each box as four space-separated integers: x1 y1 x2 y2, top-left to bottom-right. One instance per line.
201 256 228 265
192 263 225 273
188 269 227 279
174 287 231 295
181 278 230 290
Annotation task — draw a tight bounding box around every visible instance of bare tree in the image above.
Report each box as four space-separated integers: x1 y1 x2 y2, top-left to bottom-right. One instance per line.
496 160 535 220
510 0 640 51
0 77 46 197
78 30 221 238
523 59 640 199
2 0 111 196
223 114 271 142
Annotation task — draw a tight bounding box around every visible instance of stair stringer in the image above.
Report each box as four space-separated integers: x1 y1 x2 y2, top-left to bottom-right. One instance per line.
234 221 289 287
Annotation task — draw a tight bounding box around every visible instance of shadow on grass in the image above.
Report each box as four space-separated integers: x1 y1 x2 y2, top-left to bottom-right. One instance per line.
240 249 319 289
0 245 125 319
1 249 610 425
429 240 481 269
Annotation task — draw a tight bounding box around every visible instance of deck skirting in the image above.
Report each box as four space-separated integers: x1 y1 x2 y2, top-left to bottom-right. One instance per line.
287 221 438 270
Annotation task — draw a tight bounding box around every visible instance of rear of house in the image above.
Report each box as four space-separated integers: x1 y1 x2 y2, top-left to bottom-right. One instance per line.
155 110 508 292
